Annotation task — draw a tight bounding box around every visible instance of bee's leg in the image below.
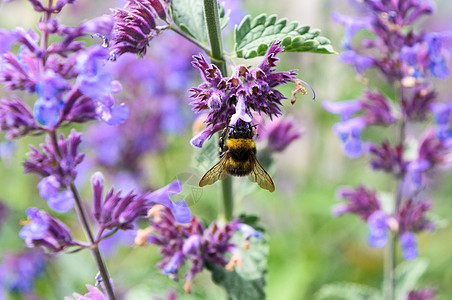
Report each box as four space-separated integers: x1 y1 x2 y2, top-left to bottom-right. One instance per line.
218 127 228 157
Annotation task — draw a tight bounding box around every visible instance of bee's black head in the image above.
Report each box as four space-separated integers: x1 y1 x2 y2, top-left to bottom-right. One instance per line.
228 121 254 139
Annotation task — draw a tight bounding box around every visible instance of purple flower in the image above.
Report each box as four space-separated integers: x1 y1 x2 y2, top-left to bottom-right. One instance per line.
333 117 366 158
141 206 240 293
65 284 108 300
333 186 381 220
0 28 19 54
76 46 128 125
24 129 84 186
189 41 299 147
19 207 75 252
369 142 406 176
37 176 74 212
91 172 191 230
256 117 301 152
399 231 418 260
427 33 451 79
238 223 263 240
407 288 436 300
0 97 39 139
339 50 374 74
397 199 433 233
323 99 362 120
110 0 168 58
367 210 389 248
0 249 46 293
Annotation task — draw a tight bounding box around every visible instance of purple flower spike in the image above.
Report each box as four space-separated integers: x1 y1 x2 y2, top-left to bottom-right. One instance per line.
93 178 191 230
367 210 389 248
427 33 450 79
259 117 301 152
189 41 299 145
24 129 84 186
369 142 406 176
334 186 381 220
110 0 168 57
19 208 75 252
0 97 39 139
399 231 418 260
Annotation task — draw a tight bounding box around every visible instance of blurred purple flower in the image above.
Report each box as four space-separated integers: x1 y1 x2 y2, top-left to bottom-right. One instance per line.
339 50 374 74
333 117 366 158
407 288 436 300
367 210 389 248
333 186 381 220
256 117 301 152
189 41 300 147
0 249 46 294
399 231 418 260
369 142 406 176
331 13 370 49
65 284 108 300
397 199 433 233
38 176 74 213
19 207 75 252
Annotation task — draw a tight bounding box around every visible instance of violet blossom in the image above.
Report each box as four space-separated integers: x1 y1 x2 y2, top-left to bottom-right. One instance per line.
19 207 76 252
135 206 261 294
189 41 304 147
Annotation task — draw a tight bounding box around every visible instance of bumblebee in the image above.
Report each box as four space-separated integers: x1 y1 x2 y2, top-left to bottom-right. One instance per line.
199 121 275 192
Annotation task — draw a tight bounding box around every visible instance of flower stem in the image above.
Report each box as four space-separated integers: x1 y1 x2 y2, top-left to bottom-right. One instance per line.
203 0 233 220
49 130 116 300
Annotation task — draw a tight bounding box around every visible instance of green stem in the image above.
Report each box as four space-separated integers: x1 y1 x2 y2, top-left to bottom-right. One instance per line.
203 0 233 220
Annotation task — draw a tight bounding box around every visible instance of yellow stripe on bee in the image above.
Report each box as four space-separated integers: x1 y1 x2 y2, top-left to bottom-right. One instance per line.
226 138 255 150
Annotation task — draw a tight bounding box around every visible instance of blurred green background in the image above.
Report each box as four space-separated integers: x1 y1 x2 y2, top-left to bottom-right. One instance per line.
1 0 452 299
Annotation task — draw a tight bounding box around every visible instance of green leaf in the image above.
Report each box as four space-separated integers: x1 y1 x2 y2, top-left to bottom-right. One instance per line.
171 0 208 43
316 282 381 300
209 233 269 300
234 14 336 58
394 258 428 300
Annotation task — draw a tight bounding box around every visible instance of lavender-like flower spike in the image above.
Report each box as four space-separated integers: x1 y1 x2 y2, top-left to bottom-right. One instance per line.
333 186 381 221
0 97 40 139
190 41 299 147
24 129 84 187
92 173 191 230
19 207 76 252
110 0 169 58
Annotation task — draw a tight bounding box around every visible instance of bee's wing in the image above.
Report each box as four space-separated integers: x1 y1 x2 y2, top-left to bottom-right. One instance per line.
248 154 275 192
199 154 229 187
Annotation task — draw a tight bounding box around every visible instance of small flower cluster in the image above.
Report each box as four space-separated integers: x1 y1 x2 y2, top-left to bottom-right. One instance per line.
189 41 304 147
135 206 261 294
327 0 451 260
334 186 433 260
110 0 170 58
